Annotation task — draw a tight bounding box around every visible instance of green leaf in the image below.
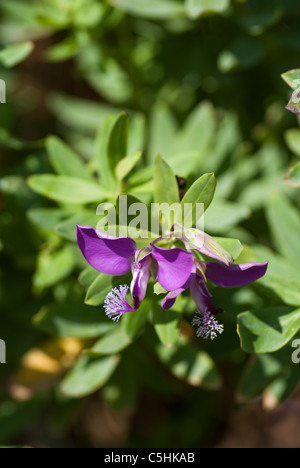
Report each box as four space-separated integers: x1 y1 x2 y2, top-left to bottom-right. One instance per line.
166 151 203 178
239 173 295 211
72 0 104 28
122 300 150 339
27 208 66 231
186 0 230 19
108 113 129 174
264 369 300 408
213 237 244 260
102 358 138 410
85 274 115 306
266 193 300 266
238 354 283 400
34 303 114 339
181 173 216 227
28 175 108 204
112 0 186 19
56 210 101 242
0 41 34 68
175 102 215 157
33 247 75 290
154 283 167 296
44 38 79 62
85 273 131 307
78 267 99 289
237 307 300 353
148 104 178 164
152 301 181 347
261 274 300 307
60 355 120 398
95 116 118 189
205 199 250 233
154 154 180 205
282 69 300 90
252 245 300 307
48 93 120 134
157 339 222 390
153 155 180 231
116 152 142 182
46 136 93 181
128 113 146 156
202 113 241 173
285 162 300 188
87 58 132 105
284 128 300 157
87 326 132 356
1 0 42 24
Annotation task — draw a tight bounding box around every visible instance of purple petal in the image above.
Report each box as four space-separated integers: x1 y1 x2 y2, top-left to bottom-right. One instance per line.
204 261 269 288
286 104 300 115
161 267 196 310
77 225 137 275
151 244 194 291
131 252 151 309
161 289 183 310
190 275 223 316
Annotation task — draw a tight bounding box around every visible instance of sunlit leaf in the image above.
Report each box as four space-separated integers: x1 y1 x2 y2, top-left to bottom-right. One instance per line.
0 41 33 68
238 307 300 353
28 175 108 204
186 0 230 19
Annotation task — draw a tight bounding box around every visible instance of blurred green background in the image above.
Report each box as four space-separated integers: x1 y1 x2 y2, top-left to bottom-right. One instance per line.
1 0 300 448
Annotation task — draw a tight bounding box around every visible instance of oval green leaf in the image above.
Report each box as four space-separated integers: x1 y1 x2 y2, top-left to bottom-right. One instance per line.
237 307 300 353
60 355 120 398
28 175 107 204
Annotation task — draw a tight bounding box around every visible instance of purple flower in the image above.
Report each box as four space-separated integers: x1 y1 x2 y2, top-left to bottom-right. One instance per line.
152 246 268 340
77 225 268 340
77 226 194 322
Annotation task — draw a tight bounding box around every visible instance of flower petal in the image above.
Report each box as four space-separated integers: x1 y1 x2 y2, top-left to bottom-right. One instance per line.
77 225 137 275
161 289 183 310
190 275 223 316
204 261 269 288
161 267 196 310
131 253 151 309
151 244 194 291
175 226 233 265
